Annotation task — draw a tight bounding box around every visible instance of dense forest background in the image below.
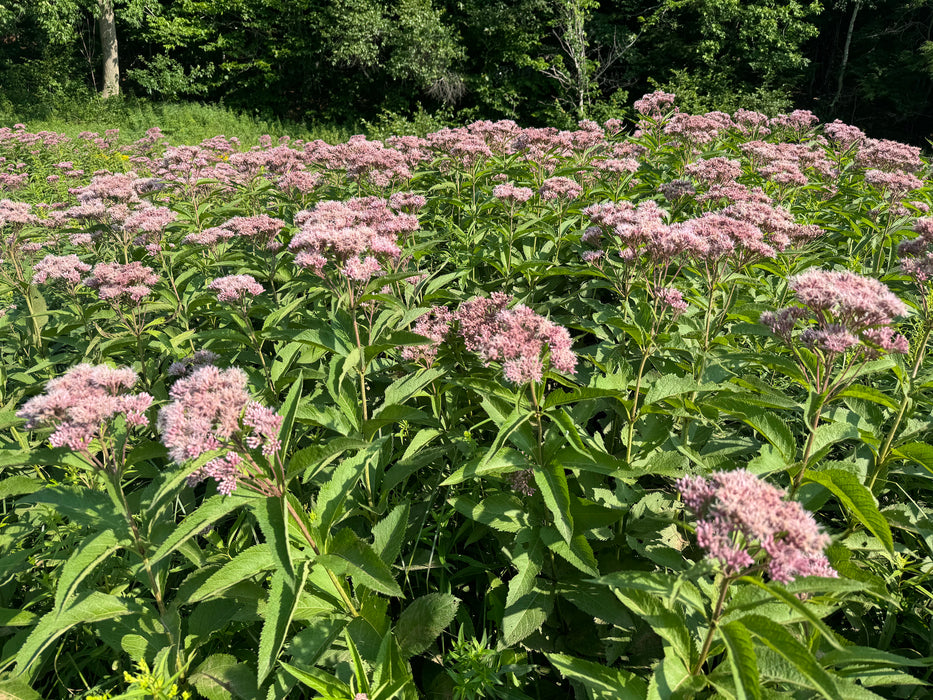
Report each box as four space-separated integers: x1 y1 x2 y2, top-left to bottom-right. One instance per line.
1 0 932 143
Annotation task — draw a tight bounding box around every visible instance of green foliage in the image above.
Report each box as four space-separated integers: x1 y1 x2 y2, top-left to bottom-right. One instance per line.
0 95 932 698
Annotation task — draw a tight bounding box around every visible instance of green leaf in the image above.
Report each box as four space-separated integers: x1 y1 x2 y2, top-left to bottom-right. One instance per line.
280 661 352 696
741 614 841 699
395 593 459 658
258 562 309 685
533 460 574 543
0 475 41 500
719 621 761 700
276 375 303 459
547 653 648 699
372 502 409 565
609 587 696 666
381 367 445 407
441 447 531 486
503 532 549 646
322 528 402 597
544 386 624 409
15 592 136 674
316 440 385 536
644 375 702 406
287 616 348 667
739 577 843 650
808 423 859 464
191 653 260 699
648 654 704 699
54 530 122 611
251 497 293 575
0 678 42 700
834 384 899 410
187 545 275 603
151 491 257 568
891 441 933 476
803 469 894 557
450 494 529 532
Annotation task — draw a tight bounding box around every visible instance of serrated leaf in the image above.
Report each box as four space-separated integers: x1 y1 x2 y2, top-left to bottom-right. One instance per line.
741 614 841 700
15 592 136 674
322 528 402 597
287 616 348 667
372 502 409 565
54 530 122 610
280 661 353 696
644 375 700 406
534 460 573 543
251 497 293 575
316 440 385 535
891 441 933 476
610 587 696 666
258 563 309 684
648 654 704 699
803 469 894 557
151 491 256 568
395 593 459 658
0 678 42 700
547 653 648 699
450 494 529 532
188 545 275 603
190 653 260 700
381 367 445 408
719 621 761 700
834 384 899 410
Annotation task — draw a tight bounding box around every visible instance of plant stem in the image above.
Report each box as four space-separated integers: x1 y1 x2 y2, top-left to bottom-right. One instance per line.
692 574 732 675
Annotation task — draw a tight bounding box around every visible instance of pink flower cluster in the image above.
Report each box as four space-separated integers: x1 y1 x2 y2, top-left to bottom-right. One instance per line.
455 293 576 384
402 306 454 366
158 365 282 487
207 274 264 303
678 469 837 583
493 183 534 203
289 197 414 282
83 261 159 302
539 177 582 201
899 218 933 282
633 90 676 117
761 269 909 356
185 214 285 250
33 254 91 285
17 364 152 451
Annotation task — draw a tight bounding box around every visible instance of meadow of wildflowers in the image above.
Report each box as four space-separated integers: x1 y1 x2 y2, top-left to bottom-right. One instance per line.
0 99 930 698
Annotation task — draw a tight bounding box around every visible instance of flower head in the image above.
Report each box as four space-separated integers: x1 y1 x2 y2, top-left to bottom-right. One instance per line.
17 364 152 452
678 469 836 583
207 274 264 303
455 295 576 383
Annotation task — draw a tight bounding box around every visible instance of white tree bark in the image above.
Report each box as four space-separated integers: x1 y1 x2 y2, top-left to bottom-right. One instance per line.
99 0 119 98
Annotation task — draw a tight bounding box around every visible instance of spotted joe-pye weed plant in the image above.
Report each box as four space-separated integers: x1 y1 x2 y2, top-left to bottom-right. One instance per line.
0 98 930 698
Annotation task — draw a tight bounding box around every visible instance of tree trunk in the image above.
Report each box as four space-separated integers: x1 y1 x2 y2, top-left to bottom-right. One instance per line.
99 0 119 98
831 0 859 111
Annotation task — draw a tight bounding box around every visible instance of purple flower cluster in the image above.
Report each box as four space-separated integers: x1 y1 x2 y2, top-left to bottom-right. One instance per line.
455 293 576 384
17 364 152 451
678 469 837 583
761 269 909 357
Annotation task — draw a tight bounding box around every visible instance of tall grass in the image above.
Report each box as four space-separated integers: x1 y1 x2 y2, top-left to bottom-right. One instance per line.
0 94 356 145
